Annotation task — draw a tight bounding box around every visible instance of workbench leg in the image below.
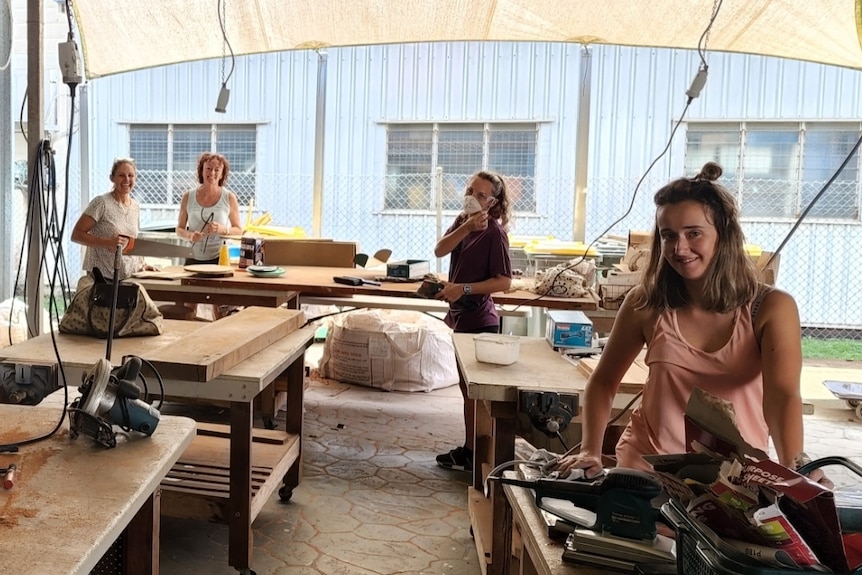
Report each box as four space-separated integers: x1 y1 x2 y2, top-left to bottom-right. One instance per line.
229 402 254 571
488 401 515 575
123 488 160 575
282 353 305 493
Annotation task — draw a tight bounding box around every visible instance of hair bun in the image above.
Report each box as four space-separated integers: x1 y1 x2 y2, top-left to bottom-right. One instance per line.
697 161 723 181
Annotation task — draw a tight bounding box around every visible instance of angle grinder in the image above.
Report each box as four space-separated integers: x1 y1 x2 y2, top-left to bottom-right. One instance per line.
68 356 161 448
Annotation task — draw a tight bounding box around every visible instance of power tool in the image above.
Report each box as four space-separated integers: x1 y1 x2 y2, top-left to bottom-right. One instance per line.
67 244 162 448
68 356 161 448
496 467 662 540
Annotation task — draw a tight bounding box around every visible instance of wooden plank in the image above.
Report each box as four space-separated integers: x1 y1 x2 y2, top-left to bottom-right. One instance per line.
576 357 647 394
142 306 305 381
195 421 288 445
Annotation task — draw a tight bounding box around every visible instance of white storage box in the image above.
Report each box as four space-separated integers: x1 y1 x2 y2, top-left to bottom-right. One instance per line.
474 333 521 365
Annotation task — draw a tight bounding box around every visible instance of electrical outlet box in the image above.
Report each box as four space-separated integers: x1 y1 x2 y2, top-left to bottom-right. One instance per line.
0 361 59 405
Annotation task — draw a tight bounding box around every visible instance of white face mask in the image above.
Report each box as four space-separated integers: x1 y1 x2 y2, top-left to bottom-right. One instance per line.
462 195 484 215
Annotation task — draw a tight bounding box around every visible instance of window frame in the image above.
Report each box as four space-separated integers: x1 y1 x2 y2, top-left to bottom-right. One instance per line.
383 121 539 213
684 121 862 222
127 123 257 207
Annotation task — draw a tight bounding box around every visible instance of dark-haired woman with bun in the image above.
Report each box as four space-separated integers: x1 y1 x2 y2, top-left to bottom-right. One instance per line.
551 162 821 482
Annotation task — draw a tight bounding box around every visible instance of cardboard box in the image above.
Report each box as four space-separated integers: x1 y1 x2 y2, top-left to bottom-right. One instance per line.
386 259 430 279
239 237 265 268
263 239 357 267
545 310 593 349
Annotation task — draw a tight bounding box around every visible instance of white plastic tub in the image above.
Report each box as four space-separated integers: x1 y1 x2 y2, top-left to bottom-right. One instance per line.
473 333 521 365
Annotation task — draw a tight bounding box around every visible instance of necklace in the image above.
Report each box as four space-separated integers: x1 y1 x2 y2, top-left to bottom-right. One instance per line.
112 190 131 211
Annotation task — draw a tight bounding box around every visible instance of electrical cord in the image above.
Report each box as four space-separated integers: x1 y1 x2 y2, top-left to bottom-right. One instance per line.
508 1 727 313
764 131 862 269
510 97 693 313
3 4 81 445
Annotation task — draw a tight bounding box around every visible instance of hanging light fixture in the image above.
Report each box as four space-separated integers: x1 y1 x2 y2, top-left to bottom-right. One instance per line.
215 0 235 113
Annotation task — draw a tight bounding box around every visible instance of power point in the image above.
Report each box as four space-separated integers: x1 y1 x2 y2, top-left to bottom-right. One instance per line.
58 40 83 86
215 84 230 113
685 67 708 101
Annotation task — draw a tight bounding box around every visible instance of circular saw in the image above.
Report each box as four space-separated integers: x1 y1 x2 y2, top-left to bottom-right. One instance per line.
68 357 161 448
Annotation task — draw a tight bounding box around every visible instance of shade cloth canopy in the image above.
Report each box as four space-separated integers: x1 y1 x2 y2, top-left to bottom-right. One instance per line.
73 0 862 79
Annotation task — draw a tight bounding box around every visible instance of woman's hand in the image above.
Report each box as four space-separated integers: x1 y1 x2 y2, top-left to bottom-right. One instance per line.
203 221 225 236
805 468 834 489
189 230 204 243
462 211 489 233
547 452 604 479
435 281 464 303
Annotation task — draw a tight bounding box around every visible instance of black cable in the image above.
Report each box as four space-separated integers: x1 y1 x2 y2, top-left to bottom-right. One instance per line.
136 357 166 410
510 98 693 312
18 86 27 143
764 131 862 269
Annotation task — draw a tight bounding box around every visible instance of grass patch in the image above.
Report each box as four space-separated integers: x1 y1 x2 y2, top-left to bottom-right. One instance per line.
802 338 862 361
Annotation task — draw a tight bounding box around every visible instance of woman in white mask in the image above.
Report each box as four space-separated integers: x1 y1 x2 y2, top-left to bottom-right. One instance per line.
433 170 513 472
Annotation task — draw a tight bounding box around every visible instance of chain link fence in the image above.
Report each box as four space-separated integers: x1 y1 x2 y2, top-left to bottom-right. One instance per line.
11 165 861 340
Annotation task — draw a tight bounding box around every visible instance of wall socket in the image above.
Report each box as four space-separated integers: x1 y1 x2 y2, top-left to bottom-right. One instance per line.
0 362 59 405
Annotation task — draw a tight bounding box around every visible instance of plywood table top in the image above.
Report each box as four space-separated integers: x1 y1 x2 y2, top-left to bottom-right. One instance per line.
454 335 590 402
0 404 196 575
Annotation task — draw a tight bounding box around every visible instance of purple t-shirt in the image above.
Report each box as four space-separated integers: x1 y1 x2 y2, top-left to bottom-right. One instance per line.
444 216 512 332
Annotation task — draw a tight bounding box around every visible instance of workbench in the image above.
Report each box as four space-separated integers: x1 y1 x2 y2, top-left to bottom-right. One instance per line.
134 265 600 311
503 480 607 575
0 402 196 575
453 334 637 575
0 320 314 574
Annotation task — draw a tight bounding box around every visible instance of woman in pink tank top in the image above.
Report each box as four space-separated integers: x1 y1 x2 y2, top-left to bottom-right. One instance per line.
551 161 808 478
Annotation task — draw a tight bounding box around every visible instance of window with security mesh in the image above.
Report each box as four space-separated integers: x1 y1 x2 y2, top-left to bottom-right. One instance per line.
385 123 537 212
129 124 257 206
685 122 861 220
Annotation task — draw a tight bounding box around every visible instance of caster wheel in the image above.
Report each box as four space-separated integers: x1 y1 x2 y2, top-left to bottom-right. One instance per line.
278 485 293 501
263 418 277 430
237 569 257 575
848 399 860 408
855 403 862 420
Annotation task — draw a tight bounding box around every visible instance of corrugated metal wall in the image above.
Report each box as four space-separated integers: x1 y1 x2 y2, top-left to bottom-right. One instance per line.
587 46 862 329
81 41 862 330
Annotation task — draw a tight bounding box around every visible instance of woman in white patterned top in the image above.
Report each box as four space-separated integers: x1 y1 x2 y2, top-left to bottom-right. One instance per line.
71 158 145 280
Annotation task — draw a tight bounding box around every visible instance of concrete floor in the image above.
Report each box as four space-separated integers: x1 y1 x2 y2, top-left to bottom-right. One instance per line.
157 355 862 575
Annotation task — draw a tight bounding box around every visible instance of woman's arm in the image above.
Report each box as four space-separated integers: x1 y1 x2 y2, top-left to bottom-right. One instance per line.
552 292 649 476
71 214 122 249
434 212 487 257
436 274 511 303
175 192 201 242
755 289 804 467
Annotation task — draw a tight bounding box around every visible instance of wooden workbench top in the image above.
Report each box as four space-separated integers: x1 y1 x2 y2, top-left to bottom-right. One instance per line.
176 265 599 310
0 403 196 575
454 335 591 402
0 320 316 402
454 334 639 414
